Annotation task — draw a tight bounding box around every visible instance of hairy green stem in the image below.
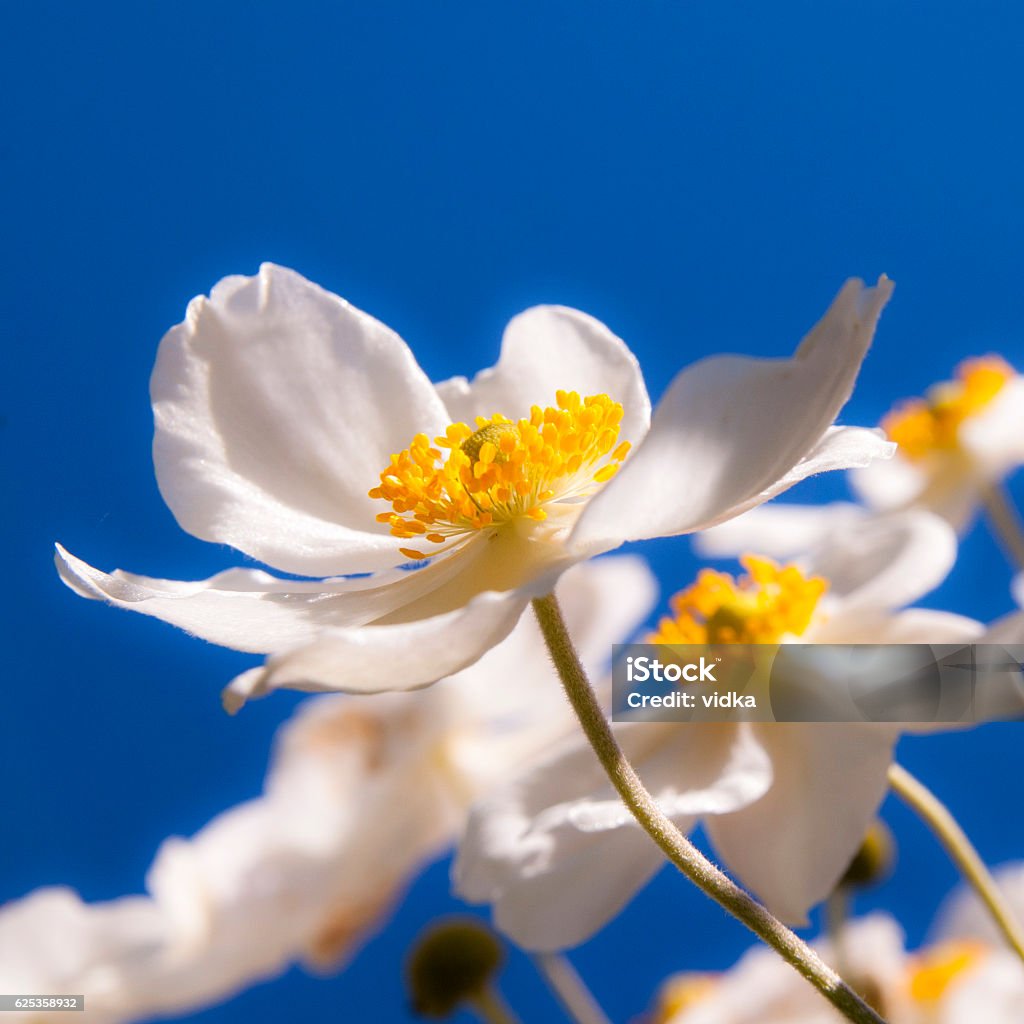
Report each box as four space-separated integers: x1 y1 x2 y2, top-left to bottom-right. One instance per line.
469 986 521 1024
888 762 1024 967
531 593 887 1024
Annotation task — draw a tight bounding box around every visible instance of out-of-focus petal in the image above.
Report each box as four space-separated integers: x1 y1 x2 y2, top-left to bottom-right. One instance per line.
151 264 450 577
809 608 984 644
704 724 898 924
436 305 651 448
694 502 866 560
572 279 894 549
961 376 1024 472
807 509 958 610
454 723 771 950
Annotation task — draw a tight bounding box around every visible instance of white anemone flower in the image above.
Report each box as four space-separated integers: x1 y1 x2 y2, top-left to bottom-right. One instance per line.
0 558 654 1023
651 914 909 1024
654 864 1024 1024
56 264 893 709
453 511 995 950
851 355 1024 529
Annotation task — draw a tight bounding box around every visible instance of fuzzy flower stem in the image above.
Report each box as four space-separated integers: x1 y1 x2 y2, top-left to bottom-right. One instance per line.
888 762 1024 967
531 592 887 1024
532 953 612 1024
469 987 521 1024
980 481 1024 572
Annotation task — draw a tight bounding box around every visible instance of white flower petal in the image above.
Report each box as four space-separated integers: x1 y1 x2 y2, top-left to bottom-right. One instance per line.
704 724 898 925
806 509 958 610
961 375 1024 472
809 608 984 644
932 863 1024 944
572 278 894 549
436 305 651 448
222 588 536 709
55 542 476 654
152 264 450 577
693 502 866 560
454 723 771 950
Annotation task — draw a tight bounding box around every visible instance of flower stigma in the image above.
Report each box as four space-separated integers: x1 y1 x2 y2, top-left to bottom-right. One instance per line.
882 356 1014 462
369 391 630 561
647 555 828 644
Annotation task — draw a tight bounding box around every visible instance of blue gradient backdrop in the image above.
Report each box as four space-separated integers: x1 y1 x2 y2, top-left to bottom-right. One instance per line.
3 3 1024 1021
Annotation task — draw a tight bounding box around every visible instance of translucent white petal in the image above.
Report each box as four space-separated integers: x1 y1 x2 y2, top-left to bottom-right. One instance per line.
572 279 894 549
222 588 537 708
55 541 477 654
454 723 771 950
152 264 450 576
436 305 651 448
961 376 1024 471
808 608 984 644
805 509 958 610
704 724 898 924
694 501 866 560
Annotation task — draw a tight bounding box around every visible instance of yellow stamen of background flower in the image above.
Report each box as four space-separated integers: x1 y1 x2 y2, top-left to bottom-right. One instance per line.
907 940 987 1004
651 974 717 1022
882 356 1014 462
647 555 827 644
369 391 630 560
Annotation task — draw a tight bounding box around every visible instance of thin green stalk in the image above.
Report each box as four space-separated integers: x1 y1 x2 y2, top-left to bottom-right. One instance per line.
980 481 1024 572
888 762 1024 967
531 593 887 1024
469 986 521 1024
532 952 612 1024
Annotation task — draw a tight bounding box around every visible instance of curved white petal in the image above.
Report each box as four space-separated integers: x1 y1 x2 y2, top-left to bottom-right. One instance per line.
704 724 898 924
1014 574 1024 609
932 863 1024 944
572 279 894 549
223 588 535 709
809 608 985 644
806 509 958 610
693 501 866 560
0 888 167 1023
436 305 651 448
961 376 1024 472
454 723 771 950
55 542 477 654
851 453 983 531
152 264 450 577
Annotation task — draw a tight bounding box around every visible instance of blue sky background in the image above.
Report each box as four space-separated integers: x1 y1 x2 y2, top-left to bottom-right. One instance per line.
3 2 1024 1021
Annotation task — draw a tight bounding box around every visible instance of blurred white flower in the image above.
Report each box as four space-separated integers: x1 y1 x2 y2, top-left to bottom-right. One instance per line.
56 264 893 708
653 863 1024 1024
454 512 989 950
0 557 654 1023
852 356 1024 529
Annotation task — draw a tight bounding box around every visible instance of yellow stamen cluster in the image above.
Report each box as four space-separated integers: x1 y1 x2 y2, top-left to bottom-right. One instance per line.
647 555 827 645
907 940 987 1004
651 975 716 1022
882 356 1014 461
369 391 630 560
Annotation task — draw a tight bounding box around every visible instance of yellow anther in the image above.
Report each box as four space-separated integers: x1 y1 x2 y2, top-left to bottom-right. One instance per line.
882 356 1014 461
651 975 716 1023
907 940 987 1004
370 392 630 557
648 555 827 645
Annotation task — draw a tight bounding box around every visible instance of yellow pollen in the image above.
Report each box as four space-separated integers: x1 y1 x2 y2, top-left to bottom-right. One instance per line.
647 555 828 645
907 940 987 1004
882 355 1014 462
651 974 717 1022
369 391 630 556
